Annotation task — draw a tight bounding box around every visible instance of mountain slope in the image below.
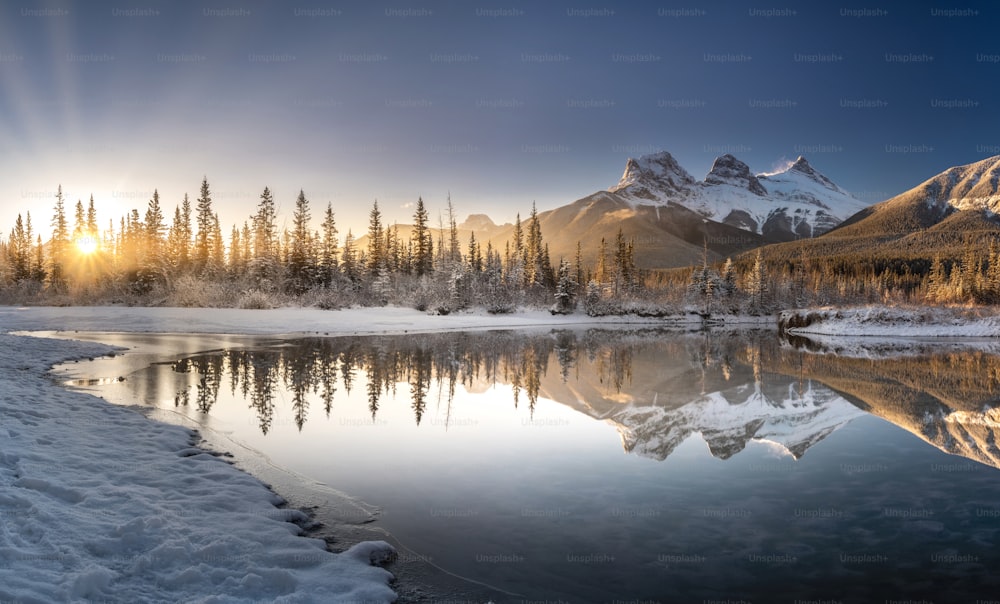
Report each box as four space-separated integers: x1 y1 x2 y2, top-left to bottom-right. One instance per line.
759 155 1000 264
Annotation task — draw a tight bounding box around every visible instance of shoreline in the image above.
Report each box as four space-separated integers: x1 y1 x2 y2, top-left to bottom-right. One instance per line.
0 329 398 603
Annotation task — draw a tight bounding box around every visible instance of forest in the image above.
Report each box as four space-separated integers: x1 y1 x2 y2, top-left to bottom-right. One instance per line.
2 178 991 315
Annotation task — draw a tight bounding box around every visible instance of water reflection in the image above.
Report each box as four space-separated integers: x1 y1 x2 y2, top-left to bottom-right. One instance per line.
778 335 1000 469
68 328 1000 602
140 329 1000 470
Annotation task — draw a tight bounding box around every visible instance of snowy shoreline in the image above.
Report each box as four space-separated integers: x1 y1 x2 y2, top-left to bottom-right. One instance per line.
0 304 728 603
781 306 1000 338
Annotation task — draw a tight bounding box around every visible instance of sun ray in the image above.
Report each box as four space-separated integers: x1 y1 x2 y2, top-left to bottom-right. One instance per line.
75 235 98 255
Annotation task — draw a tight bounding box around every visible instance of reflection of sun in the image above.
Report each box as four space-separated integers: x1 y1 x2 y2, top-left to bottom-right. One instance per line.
76 236 98 255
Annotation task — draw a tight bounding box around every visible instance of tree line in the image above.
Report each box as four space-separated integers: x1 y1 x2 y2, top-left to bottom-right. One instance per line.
9 177 986 315
1 179 646 313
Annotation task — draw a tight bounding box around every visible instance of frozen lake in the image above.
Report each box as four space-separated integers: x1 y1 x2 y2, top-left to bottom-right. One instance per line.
54 328 1000 602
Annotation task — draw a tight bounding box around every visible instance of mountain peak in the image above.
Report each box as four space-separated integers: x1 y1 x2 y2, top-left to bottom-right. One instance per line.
705 154 768 196
460 214 497 232
608 151 695 199
790 155 811 170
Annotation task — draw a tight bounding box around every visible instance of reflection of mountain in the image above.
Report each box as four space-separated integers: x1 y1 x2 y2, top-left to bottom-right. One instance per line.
133 329 1000 470
535 335 863 461
772 338 1000 469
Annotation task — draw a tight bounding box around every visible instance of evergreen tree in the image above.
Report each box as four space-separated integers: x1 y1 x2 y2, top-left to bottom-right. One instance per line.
366 200 385 275
73 199 86 242
49 185 70 289
138 189 167 288
746 249 769 315
287 189 313 293
319 202 339 287
249 186 280 288
595 237 609 284
86 196 98 237
8 213 31 281
446 194 461 265
167 196 193 274
927 254 947 303
209 213 225 274
573 241 585 293
412 197 433 277
467 231 482 273
552 258 577 314
342 230 359 283
194 177 214 273
32 234 46 282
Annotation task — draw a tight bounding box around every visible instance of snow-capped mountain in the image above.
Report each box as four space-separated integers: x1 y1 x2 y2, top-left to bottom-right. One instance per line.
607 378 864 462
608 151 867 239
759 154 1000 266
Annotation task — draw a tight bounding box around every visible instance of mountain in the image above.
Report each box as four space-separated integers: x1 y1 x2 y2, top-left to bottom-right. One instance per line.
474 151 864 269
360 150 864 270
759 155 1000 264
609 152 866 240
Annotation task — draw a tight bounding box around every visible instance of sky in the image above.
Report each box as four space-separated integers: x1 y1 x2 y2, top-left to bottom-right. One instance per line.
1 0 998 239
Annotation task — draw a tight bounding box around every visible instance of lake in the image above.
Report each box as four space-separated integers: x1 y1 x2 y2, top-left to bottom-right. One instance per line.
53 327 1000 602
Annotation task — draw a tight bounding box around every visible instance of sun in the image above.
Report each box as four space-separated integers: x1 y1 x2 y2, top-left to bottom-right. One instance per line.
76 236 99 255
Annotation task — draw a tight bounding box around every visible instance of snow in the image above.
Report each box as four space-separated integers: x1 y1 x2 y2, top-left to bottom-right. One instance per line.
783 306 1000 339
0 305 710 340
607 151 868 235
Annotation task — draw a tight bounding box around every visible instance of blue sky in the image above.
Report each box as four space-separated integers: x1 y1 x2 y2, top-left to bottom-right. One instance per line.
1 0 997 238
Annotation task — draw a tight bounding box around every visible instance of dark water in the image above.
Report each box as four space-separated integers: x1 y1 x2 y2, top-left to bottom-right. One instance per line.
59 329 1000 602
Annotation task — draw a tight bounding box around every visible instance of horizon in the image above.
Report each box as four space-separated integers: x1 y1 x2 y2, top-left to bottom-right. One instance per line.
3 0 998 238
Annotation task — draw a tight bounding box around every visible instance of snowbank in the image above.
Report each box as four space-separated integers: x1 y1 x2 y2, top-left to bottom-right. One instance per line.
0 330 397 602
780 306 1000 339
1 304 694 337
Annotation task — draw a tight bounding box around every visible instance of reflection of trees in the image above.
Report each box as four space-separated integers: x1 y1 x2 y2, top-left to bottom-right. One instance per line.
166 329 654 435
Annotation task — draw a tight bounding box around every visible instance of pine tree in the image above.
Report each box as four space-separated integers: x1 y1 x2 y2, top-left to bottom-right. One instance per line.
49 185 70 289
86 196 98 237
552 258 577 314
446 194 461 266
285 189 313 293
367 200 385 276
927 254 947 303
194 177 214 274
167 196 193 274
73 199 86 243
412 197 433 277
8 213 31 281
138 189 167 289
210 213 225 274
467 231 482 273
720 257 737 310
248 187 280 288
746 249 769 315
595 237 609 285
342 230 359 283
32 234 46 282
319 202 339 287
573 241 585 293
